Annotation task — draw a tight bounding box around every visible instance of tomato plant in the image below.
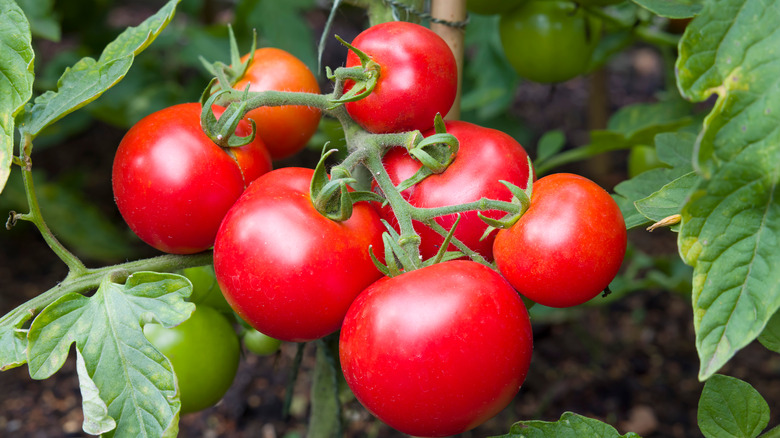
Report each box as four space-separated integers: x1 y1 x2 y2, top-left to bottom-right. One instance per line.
494 173 627 308
213 167 385 342
180 265 233 313
234 48 322 160
112 103 272 254
144 305 240 414
377 120 532 261
344 21 458 133
499 0 602 83
340 260 533 437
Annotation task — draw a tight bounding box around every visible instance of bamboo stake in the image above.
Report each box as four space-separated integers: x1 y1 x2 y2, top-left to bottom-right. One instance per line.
430 0 467 120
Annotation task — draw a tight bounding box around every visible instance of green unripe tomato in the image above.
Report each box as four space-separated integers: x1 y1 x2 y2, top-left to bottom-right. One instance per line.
628 145 669 177
467 0 527 15
242 329 282 356
180 265 233 314
144 305 240 414
499 0 602 83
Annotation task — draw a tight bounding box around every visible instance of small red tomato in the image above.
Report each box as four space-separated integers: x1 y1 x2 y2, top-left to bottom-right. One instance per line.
213 167 385 342
493 173 627 307
234 48 321 160
340 260 533 437
344 21 458 133
112 103 271 254
377 120 532 261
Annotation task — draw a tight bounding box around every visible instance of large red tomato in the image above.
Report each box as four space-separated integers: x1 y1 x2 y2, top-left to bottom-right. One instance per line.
340 260 533 437
234 48 321 160
377 120 532 261
112 103 271 254
213 167 385 342
344 21 457 133
493 173 627 308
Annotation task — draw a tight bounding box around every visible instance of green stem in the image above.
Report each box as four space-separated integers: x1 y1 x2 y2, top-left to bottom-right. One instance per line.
0 252 213 331
16 134 87 276
423 219 493 267
410 198 519 220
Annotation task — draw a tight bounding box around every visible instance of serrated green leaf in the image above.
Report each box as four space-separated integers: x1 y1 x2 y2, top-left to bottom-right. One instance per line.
0 310 32 370
655 131 696 168
614 166 693 229
26 272 193 438
635 171 699 223
0 0 35 195
632 0 703 19
698 375 769 438
19 0 180 138
492 411 642 438
607 99 694 145
758 310 780 353
676 0 780 380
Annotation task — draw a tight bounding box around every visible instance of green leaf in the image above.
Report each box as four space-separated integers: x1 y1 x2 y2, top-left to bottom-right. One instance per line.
758 310 780 353
0 0 35 195
614 165 693 229
655 131 696 168
635 171 698 223
676 0 780 380
26 272 193 437
0 310 33 371
698 375 769 438
536 130 566 163
75 349 116 435
606 99 694 145
492 411 642 438
632 0 704 19
19 0 180 138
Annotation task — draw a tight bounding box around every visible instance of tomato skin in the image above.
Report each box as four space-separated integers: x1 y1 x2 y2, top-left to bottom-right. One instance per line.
499 0 602 83
180 265 233 314
213 167 385 342
344 21 458 133
234 48 321 160
340 260 533 437
112 103 271 254
144 305 240 414
377 120 532 261
242 329 282 356
493 173 627 308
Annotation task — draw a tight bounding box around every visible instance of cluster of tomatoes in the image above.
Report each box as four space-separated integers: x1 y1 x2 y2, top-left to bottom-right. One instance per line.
111 18 626 437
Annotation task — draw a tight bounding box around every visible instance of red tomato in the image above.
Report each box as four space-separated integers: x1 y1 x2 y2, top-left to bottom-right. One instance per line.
377 120 532 261
493 173 627 308
213 167 385 342
340 260 533 437
234 48 321 160
112 103 271 254
344 21 457 133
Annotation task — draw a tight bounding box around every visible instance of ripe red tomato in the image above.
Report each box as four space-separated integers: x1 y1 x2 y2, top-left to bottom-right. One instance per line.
234 48 321 160
344 21 457 133
144 305 240 414
340 260 533 437
112 103 271 254
377 120 532 261
213 167 385 342
493 173 627 308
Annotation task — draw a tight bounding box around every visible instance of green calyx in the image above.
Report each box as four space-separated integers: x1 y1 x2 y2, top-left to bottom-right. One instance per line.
199 83 257 149
396 115 459 193
310 148 384 222
477 157 535 239
199 26 257 91
326 35 381 107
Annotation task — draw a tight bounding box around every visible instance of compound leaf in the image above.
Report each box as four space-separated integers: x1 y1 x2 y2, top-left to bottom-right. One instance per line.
26 272 193 437
676 0 780 380
19 0 179 139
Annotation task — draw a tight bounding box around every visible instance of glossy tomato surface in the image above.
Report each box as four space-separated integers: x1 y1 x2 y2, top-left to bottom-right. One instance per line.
377 120 532 261
213 167 385 342
344 21 457 133
144 305 240 414
234 48 321 160
112 103 271 254
499 0 602 83
494 173 627 308
340 260 533 437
